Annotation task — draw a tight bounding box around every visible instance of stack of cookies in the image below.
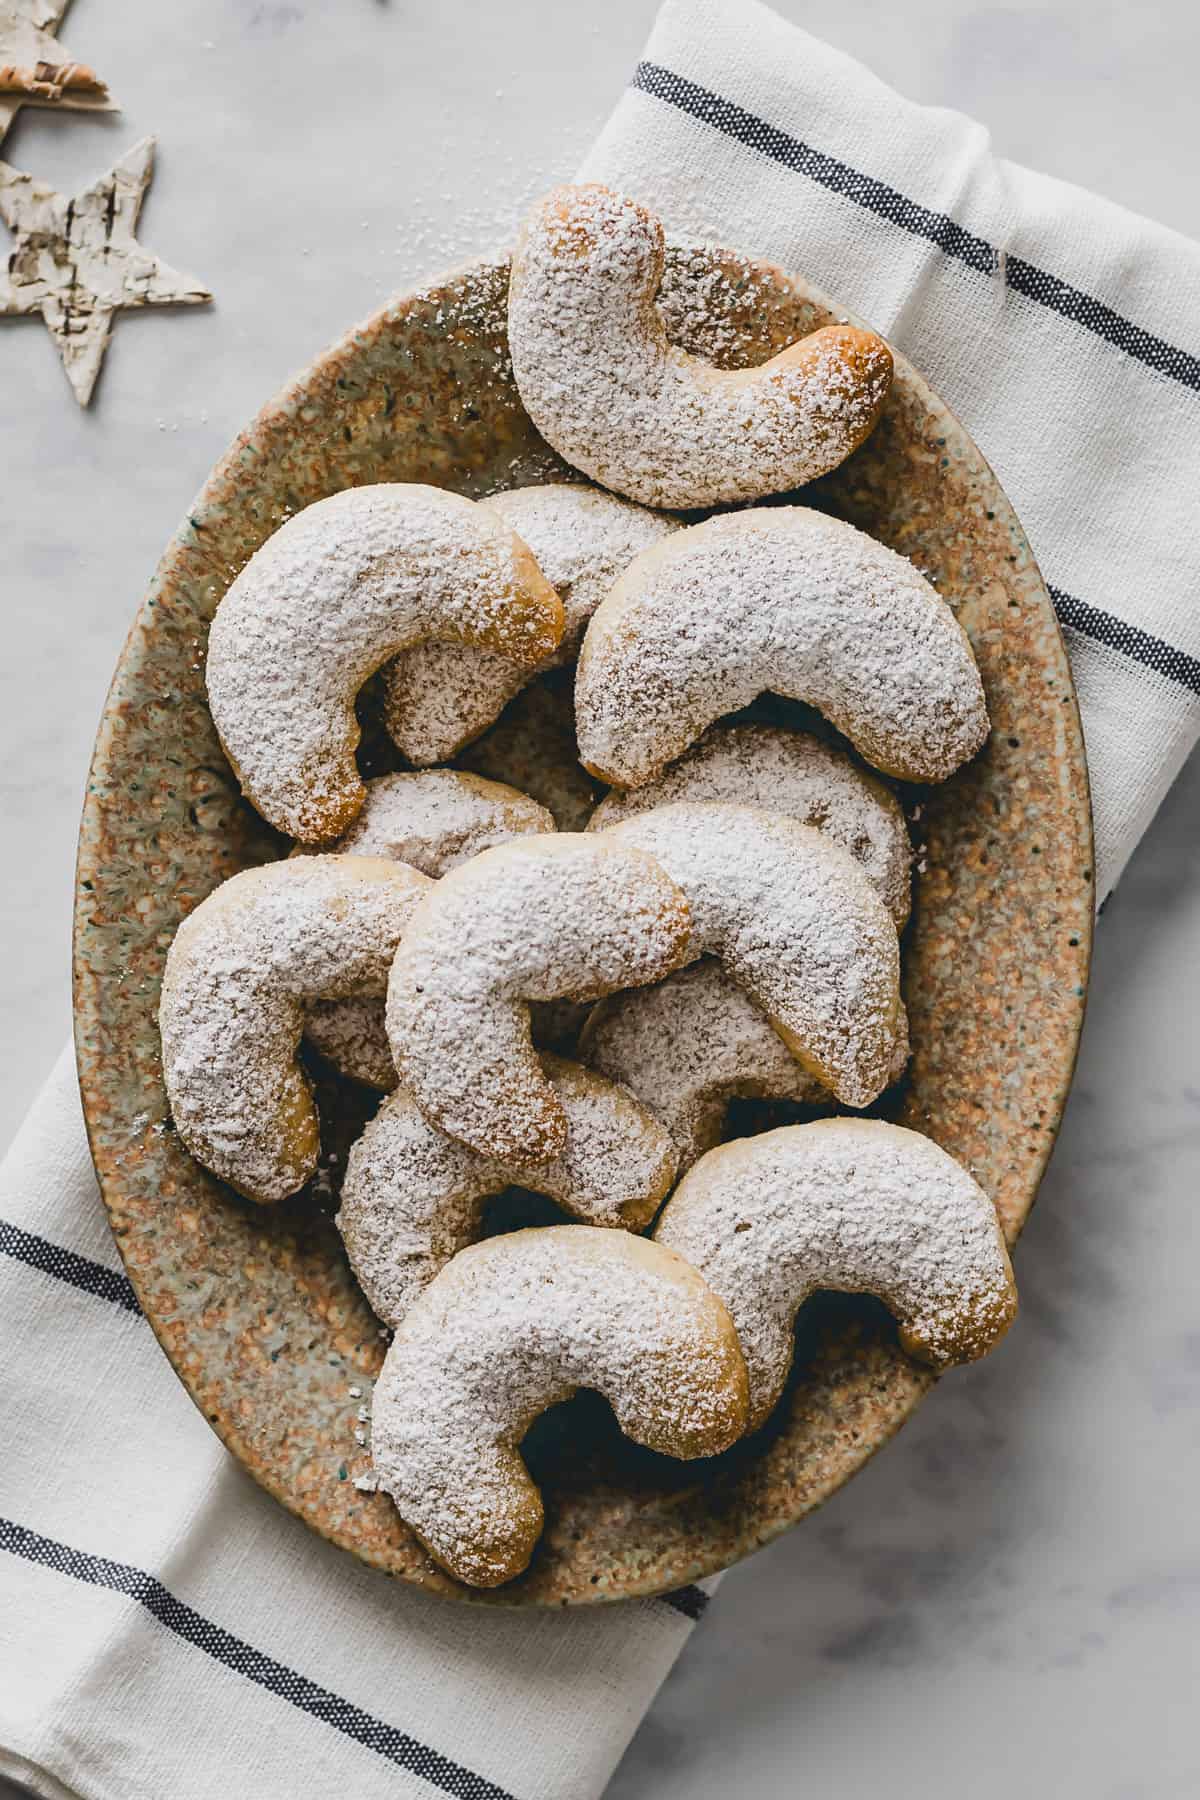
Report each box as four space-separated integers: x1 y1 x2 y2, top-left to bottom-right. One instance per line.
158 184 1017 1590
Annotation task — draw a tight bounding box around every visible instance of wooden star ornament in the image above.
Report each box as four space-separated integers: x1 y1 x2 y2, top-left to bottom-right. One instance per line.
0 0 116 144
0 134 211 404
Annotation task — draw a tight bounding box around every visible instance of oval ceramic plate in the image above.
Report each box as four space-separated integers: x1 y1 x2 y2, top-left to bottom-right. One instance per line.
74 246 1093 1605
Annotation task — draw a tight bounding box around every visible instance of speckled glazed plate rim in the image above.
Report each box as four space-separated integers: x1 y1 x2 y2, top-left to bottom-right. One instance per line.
74 246 1094 1606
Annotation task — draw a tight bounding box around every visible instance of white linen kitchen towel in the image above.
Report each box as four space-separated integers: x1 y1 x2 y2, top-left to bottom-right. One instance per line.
0 1049 714 1800
4 5 1200 1799
582 0 1200 901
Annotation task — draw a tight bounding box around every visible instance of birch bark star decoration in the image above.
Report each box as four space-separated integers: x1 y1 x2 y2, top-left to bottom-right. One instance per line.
0 134 211 404
0 0 116 143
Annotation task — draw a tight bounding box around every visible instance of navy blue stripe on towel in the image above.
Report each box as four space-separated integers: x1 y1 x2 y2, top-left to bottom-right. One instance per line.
632 61 1200 393
660 1583 710 1621
0 1517 518 1800
1 1223 707 1625
0 1217 140 1312
1050 588 1200 696
629 63 1200 699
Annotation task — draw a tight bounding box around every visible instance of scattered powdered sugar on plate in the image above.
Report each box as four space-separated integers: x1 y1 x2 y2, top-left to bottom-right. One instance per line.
383 119 592 295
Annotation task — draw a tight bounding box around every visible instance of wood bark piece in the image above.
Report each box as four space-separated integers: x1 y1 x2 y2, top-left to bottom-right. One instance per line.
0 1 116 142
0 134 212 405
0 60 107 99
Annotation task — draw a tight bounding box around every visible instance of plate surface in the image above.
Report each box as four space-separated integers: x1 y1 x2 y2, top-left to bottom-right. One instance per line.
74 247 1093 1605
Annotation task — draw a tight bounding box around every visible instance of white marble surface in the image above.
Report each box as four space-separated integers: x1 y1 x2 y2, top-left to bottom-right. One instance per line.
1 2 1198 1796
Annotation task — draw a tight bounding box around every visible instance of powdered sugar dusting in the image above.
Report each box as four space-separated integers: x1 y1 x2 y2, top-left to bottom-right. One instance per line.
297 769 554 1088
338 1055 677 1328
507 184 891 508
590 723 912 928
302 768 555 872
206 484 562 841
458 671 602 832
306 989 591 1095
305 994 397 1091
369 1226 748 1586
383 482 681 763
655 246 793 371
159 855 431 1202
598 803 901 1108
386 834 693 1162
581 959 911 1171
655 1120 1017 1429
576 506 989 789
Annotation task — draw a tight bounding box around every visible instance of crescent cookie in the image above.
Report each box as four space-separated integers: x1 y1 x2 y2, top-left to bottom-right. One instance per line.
591 723 912 929
655 1120 1018 1431
205 483 563 842
297 770 554 1087
574 507 989 789
457 672 602 833
338 1055 677 1328
370 1226 748 1586
307 990 590 1095
296 769 555 873
386 834 693 1163
597 803 901 1109
159 855 431 1203
508 184 892 508
382 483 680 764
581 959 911 1172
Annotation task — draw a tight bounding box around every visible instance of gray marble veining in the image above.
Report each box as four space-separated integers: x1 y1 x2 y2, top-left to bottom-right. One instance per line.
2 2 1198 1796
